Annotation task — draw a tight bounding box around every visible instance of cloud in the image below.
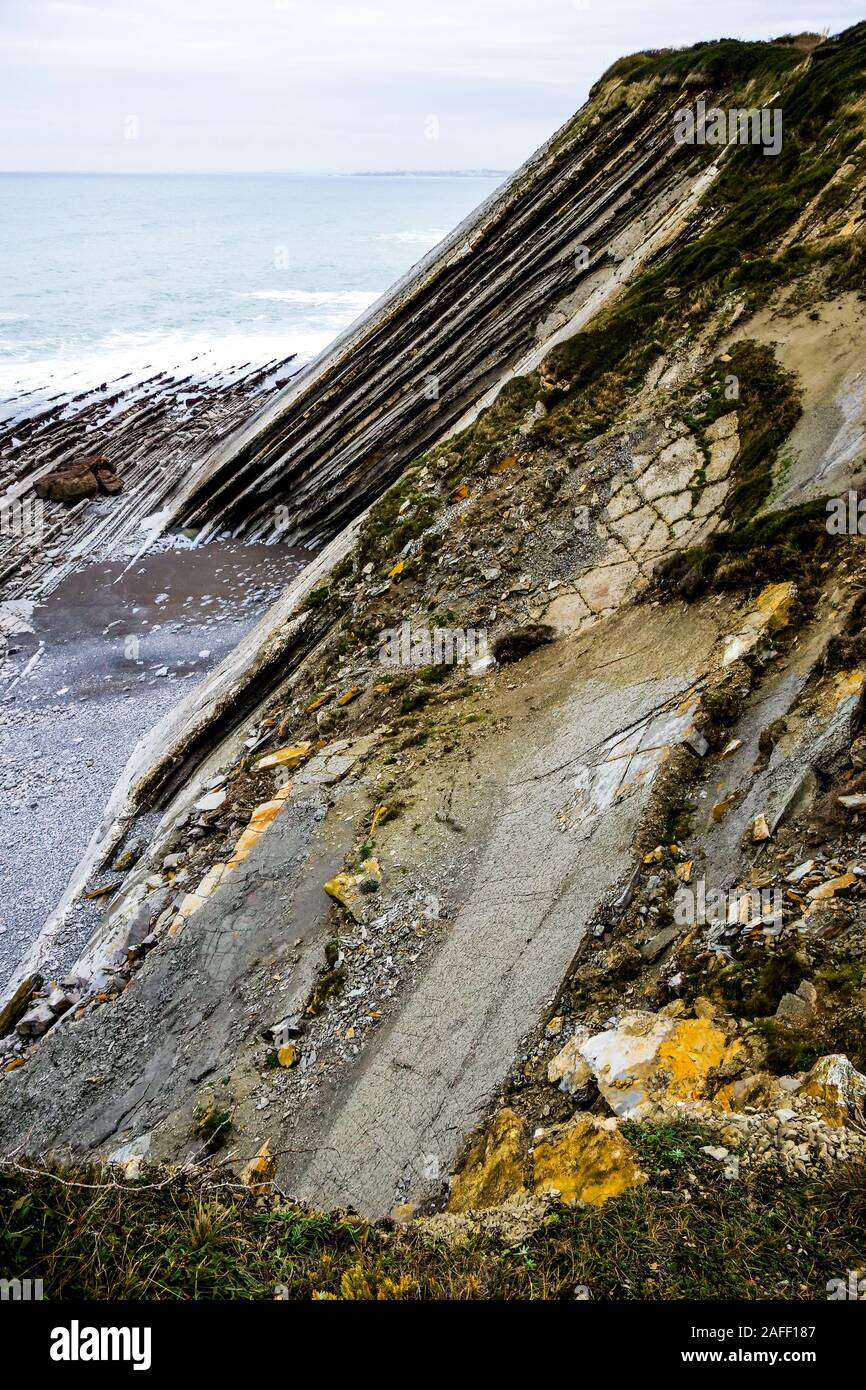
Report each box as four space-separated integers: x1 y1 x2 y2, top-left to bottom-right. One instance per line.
0 0 860 171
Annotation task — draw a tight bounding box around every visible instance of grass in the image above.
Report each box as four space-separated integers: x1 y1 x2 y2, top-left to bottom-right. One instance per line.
654 492 833 604
600 38 809 92
355 462 443 567
2 1138 864 1300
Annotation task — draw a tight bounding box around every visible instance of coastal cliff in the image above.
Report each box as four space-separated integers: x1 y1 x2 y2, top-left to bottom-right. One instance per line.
3 27 866 1297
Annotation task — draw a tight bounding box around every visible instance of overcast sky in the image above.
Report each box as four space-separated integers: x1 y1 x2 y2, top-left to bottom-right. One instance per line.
1 1 861 173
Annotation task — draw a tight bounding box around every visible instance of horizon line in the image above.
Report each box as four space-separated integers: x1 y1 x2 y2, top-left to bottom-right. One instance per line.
0 168 513 178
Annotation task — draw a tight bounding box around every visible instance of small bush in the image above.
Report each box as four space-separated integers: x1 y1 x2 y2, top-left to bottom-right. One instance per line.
492 625 555 665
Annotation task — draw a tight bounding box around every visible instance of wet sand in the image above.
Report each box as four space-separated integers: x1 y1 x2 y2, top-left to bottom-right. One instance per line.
0 539 309 987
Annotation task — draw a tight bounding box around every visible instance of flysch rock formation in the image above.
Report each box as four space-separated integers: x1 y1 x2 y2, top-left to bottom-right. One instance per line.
145 67 726 547
3 29 866 1229
0 357 299 607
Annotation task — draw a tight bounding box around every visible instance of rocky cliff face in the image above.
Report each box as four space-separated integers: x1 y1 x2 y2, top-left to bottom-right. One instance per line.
152 34 835 548
3 28 866 1243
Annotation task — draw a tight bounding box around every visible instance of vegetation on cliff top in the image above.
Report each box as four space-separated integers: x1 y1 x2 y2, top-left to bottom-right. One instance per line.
596 35 813 93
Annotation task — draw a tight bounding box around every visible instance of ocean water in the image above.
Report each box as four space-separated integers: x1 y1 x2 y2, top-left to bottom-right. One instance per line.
0 172 504 419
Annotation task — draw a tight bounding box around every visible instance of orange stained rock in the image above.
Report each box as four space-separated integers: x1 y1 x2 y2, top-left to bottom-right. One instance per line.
532 1114 647 1206
240 1139 274 1190
655 1019 735 1103
448 1108 527 1212
253 741 313 772
305 690 334 713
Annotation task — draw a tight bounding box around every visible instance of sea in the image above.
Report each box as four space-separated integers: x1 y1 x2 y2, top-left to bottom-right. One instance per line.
0 172 506 422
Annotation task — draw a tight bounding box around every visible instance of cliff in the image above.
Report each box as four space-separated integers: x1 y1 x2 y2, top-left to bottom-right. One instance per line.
3 28 866 1294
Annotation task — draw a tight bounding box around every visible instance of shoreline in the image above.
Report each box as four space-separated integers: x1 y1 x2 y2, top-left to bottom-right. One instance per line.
0 536 311 990
0 359 310 987
0 353 301 603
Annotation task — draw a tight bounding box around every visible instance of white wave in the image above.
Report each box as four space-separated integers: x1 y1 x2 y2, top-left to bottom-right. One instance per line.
239 288 381 308
0 284 392 422
0 325 333 423
378 228 447 246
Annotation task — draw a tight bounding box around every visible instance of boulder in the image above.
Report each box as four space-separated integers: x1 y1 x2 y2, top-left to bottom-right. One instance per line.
797 979 818 1008
253 740 313 772
124 888 170 951
800 1054 866 1127
35 469 98 503
95 467 123 495
449 1108 528 1212
714 1070 788 1112
79 452 114 473
547 1035 595 1100
240 1139 274 1192
46 987 75 1016
722 582 796 665
641 924 680 962
532 1114 646 1206
15 1003 55 1038
579 1010 734 1118
33 452 119 504
775 992 814 1026
0 972 42 1037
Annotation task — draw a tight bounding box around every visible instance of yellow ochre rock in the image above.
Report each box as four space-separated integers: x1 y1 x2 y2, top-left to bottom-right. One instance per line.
754 581 796 630
821 668 865 713
547 1036 593 1095
580 1011 734 1118
227 784 293 869
389 1203 417 1226
751 813 771 842
253 741 313 772
800 1054 866 1127
722 582 796 666
171 782 296 926
305 690 334 713
448 1108 528 1212
807 872 857 902
532 1114 646 1206
240 1139 274 1191
324 858 382 921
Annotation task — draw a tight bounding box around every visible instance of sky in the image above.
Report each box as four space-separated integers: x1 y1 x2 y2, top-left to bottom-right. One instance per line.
0 0 862 173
